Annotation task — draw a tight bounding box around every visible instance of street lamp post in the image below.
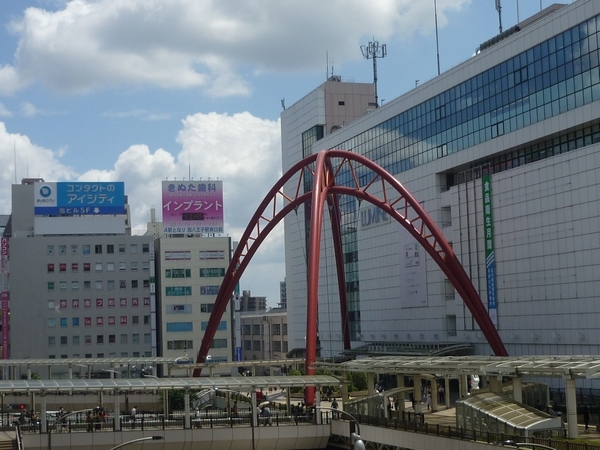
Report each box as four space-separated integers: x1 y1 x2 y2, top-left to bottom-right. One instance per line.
47 408 92 450
495 440 557 450
110 436 164 450
315 406 365 450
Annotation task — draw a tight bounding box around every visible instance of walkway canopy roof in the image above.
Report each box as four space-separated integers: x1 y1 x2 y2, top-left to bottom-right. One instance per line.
314 355 600 379
0 375 341 394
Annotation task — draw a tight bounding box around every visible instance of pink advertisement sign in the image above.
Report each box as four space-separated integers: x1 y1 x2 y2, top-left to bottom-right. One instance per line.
162 180 224 234
1 291 8 359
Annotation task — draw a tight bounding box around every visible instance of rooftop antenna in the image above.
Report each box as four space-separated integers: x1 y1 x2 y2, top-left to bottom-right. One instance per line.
361 39 387 108
434 0 441 75
496 0 503 34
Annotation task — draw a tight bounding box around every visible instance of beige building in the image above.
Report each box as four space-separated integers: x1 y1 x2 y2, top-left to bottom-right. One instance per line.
240 308 288 375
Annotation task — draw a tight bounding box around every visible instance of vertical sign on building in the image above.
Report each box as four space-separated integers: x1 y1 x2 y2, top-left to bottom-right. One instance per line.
1 237 9 359
482 175 498 326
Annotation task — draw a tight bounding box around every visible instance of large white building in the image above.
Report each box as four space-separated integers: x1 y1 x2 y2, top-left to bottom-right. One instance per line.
282 0 600 382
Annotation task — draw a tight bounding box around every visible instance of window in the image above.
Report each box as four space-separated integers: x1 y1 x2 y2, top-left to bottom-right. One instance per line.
210 339 228 349
60 336 68 345
73 336 80 345
60 318 67 327
272 324 281 335
72 299 79 308
107 244 114 254
131 280 138 289
119 244 126 253
120 298 127 307
201 321 226 331
95 262 103 272
96 298 103 308
143 279 150 288
59 245 66 255
83 245 91 255
253 340 261 351
167 340 193 350
97 335 104 344
47 263 55 273
446 314 457 337
200 303 214 313
59 263 67 272
252 324 260 335
60 299 67 309
144 333 151 344
48 301 55 309
71 281 79 290
121 352 128 357
120 316 127 324
109 316 116 325
107 263 114 272
273 341 282 352
283 324 287 335
84 299 92 308
132 352 140 357
59 281 67 291
130 244 138 254
48 282 55 291
95 281 103 290
85 335 92 344
108 298 115 307
71 245 78 254
83 263 90 272
244 340 251 350
85 317 92 326
121 334 128 344
119 263 126 271
166 322 193 332
95 245 102 254
107 280 115 290
48 336 56 346
132 316 139 325
72 317 79 327
131 262 138 271
132 298 139 307
72 263 78 272
84 281 91 290
120 280 126 289
142 262 150 271
132 334 140 344
243 325 251 335
143 244 149 253
143 297 151 306
143 315 150 325
109 334 116 343
48 318 56 328
47 245 54 255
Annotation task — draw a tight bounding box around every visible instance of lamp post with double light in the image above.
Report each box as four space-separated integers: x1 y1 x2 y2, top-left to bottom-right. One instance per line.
315 406 365 450
47 408 92 450
110 436 164 450
495 440 557 450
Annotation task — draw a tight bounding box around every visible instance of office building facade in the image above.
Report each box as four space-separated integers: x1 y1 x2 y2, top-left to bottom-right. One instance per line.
282 0 600 379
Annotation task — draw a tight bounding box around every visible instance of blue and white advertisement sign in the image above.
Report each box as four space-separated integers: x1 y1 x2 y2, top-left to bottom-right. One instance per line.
34 182 125 215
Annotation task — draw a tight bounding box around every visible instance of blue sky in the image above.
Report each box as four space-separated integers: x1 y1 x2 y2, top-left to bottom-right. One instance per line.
0 0 559 306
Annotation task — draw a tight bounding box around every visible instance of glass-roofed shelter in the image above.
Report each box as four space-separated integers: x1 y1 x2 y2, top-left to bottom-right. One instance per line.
456 392 563 438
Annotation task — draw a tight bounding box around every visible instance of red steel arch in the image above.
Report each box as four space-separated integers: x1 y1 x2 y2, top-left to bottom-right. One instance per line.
194 150 507 403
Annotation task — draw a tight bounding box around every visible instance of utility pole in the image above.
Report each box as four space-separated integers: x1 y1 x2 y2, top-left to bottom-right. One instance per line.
361 40 387 108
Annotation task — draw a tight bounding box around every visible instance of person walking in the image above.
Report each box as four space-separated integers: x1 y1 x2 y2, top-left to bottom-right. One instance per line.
583 406 591 432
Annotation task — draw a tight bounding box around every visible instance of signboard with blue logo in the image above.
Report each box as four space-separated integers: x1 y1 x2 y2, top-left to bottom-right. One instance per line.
34 182 126 216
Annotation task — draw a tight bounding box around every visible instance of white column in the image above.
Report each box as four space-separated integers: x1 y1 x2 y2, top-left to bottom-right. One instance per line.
413 375 422 410
489 376 503 394
251 390 258 428
114 393 121 431
315 387 321 424
431 381 438 412
566 378 578 439
396 374 405 415
459 375 468 398
40 394 47 434
184 389 191 429
445 378 451 408
512 377 523 403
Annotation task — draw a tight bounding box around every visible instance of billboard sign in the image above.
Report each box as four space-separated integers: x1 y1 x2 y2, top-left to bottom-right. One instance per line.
34 182 125 215
482 174 498 326
1 291 8 359
162 181 224 234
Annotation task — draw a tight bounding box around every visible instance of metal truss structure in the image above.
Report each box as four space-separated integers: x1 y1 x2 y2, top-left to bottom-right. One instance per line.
194 150 508 405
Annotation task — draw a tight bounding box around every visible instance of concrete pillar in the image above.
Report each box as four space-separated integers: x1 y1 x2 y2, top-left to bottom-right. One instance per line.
413 375 421 411
184 389 190 429
27 366 31 380
315 386 321 424
512 377 523 403
431 380 439 412
251 390 258 427
367 373 375 396
489 376 503 394
68 367 73 380
40 393 47 434
459 375 468 398
98 391 104 408
566 378 578 439
286 388 291 415
341 380 349 406
396 374 405 415
445 378 451 409
163 391 169 416
114 392 121 431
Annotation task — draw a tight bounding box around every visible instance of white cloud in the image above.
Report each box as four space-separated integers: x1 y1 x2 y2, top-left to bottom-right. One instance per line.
0 103 12 118
103 109 172 121
4 0 470 96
